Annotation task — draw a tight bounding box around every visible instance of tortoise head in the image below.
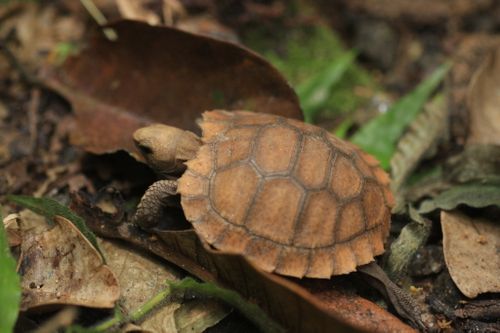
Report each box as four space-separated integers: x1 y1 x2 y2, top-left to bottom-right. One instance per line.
133 124 201 175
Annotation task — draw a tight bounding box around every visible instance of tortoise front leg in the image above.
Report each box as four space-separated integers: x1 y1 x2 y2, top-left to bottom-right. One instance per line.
133 179 178 228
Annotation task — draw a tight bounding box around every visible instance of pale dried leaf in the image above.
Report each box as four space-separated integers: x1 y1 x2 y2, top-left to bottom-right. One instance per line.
3 213 21 247
467 46 500 145
101 240 228 332
162 0 186 25
116 0 161 25
441 211 500 298
175 301 229 333
18 215 119 310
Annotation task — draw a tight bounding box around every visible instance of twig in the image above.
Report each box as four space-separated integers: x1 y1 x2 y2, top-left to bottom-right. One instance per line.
79 0 118 41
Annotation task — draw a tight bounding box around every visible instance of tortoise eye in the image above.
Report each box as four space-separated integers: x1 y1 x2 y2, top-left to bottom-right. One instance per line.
137 143 153 155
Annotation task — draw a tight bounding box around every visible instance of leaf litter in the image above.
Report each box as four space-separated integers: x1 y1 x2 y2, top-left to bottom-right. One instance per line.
3 1 500 332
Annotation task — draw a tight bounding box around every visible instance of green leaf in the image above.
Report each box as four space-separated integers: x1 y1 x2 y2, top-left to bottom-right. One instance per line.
418 184 500 213
169 277 284 333
54 42 79 64
0 209 21 333
297 52 355 123
334 118 353 139
352 63 451 169
6 195 106 262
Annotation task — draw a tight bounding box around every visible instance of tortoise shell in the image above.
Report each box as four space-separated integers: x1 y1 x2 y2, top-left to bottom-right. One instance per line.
178 110 393 278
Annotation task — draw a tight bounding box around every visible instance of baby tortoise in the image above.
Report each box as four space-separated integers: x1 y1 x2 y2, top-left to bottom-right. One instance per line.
134 110 392 276
133 110 425 328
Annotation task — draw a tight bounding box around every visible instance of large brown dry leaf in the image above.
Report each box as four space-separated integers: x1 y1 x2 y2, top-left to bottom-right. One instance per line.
441 211 500 298
43 20 302 157
100 239 228 332
71 193 414 333
467 45 500 145
18 215 119 311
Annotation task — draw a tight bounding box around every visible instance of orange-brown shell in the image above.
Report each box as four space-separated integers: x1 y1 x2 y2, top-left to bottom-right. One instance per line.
178 110 393 278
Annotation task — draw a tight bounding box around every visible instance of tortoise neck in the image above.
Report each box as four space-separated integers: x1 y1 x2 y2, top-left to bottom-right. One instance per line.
173 129 201 171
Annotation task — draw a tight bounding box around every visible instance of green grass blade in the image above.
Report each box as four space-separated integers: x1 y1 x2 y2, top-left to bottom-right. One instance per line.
169 277 285 333
0 209 21 333
334 118 354 139
351 63 451 169
297 52 355 123
6 195 106 263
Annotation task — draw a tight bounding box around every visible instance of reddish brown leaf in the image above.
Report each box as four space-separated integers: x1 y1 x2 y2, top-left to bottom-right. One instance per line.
307 281 417 333
42 20 302 156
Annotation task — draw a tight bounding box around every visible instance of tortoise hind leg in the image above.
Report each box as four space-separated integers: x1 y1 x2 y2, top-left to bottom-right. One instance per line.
357 262 427 331
133 179 178 228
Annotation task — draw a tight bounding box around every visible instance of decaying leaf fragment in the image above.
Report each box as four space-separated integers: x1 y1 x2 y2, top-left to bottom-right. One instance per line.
441 211 500 298
391 95 447 194
418 184 500 213
18 215 119 310
467 45 500 145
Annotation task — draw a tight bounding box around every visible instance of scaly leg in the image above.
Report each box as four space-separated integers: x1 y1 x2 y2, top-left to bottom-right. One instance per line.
358 262 427 331
133 179 177 228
